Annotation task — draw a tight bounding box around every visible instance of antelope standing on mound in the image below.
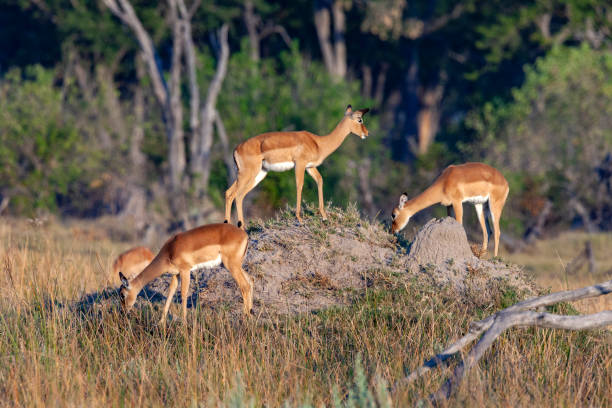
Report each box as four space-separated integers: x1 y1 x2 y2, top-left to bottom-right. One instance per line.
225 105 370 227
112 246 154 282
119 223 253 324
390 162 509 256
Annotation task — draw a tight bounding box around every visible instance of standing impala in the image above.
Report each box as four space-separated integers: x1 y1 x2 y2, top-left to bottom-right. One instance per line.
391 162 509 256
225 105 370 227
119 223 253 324
112 246 154 281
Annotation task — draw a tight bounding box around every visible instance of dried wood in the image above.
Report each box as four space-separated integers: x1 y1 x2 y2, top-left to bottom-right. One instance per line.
397 279 612 402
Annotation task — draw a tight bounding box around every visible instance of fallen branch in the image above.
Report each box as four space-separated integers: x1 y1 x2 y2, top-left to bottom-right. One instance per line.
396 279 612 401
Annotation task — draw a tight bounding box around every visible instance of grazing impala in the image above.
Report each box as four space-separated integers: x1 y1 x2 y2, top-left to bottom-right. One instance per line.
391 162 509 256
112 246 154 281
118 223 253 324
225 104 370 227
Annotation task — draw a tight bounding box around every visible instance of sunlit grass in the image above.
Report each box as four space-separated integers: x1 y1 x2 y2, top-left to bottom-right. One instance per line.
505 231 612 314
0 217 610 406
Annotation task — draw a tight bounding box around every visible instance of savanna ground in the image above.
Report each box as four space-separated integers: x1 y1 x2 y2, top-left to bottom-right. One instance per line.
0 208 610 407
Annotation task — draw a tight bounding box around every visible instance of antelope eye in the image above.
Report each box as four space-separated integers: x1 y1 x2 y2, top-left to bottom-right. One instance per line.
358 118 363 123
392 212 397 220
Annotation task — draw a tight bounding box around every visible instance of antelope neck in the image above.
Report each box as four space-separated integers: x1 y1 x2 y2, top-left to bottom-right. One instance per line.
317 118 352 158
129 261 163 294
404 183 443 215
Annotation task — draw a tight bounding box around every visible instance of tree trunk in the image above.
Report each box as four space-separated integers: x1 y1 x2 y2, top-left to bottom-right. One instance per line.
361 65 372 99
214 113 237 184
374 63 388 106
119 53 148 231
96 64 129 146
417 80 444 154
314 0 346 78
244 0 260 62
167 0 186 205
190 24 230 200
395 43 420 161
330 0 346 78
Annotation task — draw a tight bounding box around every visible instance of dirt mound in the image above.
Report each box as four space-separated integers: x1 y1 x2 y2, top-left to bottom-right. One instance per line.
91 207 534 317
145 206 400 315
408 217 475 265
406 217 533 302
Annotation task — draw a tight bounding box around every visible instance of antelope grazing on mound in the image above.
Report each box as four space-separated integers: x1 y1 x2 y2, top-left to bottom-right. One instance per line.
391 162 509 256
118 223 253 324
112 246 154 282
225 104 370 227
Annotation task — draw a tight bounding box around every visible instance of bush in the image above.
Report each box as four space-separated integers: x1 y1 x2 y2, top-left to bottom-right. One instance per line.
465 45 612 233
0 65 103 215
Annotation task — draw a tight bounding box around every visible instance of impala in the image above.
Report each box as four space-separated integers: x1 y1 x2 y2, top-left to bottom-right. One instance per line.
119 223 253 324
391 162 509 256
112 246 154 281
225 104 370 227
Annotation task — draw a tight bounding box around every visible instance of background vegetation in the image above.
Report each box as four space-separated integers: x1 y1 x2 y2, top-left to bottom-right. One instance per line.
1 2 611 405
0 0 610 244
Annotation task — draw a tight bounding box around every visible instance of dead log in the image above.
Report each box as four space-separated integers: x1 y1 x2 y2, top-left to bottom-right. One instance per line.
396 279 612 402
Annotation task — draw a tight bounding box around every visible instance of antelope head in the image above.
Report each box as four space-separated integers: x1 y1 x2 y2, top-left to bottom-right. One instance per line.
391 193 411 233
118 272 137 312
345 105 370 139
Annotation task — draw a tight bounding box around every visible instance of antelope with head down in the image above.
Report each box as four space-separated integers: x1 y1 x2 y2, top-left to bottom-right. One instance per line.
391 162 509 257
112 246 154 282
118 223 253 324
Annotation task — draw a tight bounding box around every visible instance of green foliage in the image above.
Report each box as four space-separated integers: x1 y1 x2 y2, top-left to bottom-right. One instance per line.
0 66 102 215
466 45 612 231
214 41 380 209
475 0 612 69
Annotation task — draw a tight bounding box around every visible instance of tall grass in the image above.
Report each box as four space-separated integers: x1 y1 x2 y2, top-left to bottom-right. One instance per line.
0 218 610 406
505 231 612 314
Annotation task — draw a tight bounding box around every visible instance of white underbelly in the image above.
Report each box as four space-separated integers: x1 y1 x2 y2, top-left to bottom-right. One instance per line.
190 254 222 271
462 195 489 204
262 161 294 172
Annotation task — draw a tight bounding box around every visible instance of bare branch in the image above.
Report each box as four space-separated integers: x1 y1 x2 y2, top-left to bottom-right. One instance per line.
258 24 292 48
406 3 465 39
102 0 168 107
187 0 201 19
314 1 335 75
0 196 9 215
523 199 552 243
430 310 612 403
400 279 612 387
177 0 200 135
214 113 237 183
331 0 346 77
191 24 230 198
244 0 261 61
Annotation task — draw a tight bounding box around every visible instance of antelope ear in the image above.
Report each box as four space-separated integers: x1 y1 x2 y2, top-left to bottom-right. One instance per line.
119 272 130 289
398 193 408 209
345 104 353 115
358 108 370 116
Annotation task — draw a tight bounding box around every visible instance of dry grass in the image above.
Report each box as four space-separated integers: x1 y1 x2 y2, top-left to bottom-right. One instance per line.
0 215 610 407
505 232 612 314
